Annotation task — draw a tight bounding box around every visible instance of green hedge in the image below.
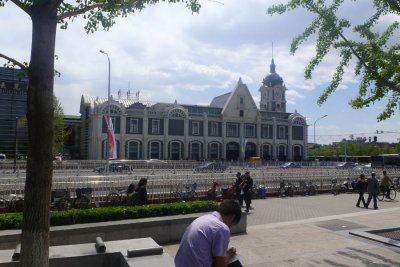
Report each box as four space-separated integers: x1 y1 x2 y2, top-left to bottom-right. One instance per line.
0 201 218 230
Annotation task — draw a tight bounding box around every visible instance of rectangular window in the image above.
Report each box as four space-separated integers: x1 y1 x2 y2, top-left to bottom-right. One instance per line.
245 124 255 138
262 124 273 138
226 123 238 137
152 120 160 134
239 110 244 117
240 97 244 104
192 121 200 135
210 122 218 136
130 118 138 134
278 126 285 139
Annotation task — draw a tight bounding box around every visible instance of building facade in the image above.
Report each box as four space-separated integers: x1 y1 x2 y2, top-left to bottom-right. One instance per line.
0 67 28 158
80 59 308 161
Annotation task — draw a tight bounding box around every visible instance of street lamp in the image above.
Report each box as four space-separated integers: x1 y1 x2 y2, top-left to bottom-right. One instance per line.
99 50 111 174
313 115 327 146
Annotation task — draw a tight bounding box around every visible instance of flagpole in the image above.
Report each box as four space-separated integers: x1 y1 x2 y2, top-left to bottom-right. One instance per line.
100 50 111 175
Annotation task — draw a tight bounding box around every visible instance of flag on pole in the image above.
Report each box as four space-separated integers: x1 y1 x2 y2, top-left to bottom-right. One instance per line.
104 115 117 159
240 138 248 161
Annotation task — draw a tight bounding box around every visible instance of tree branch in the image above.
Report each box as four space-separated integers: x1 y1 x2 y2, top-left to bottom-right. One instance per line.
308 3 400 94
57 3 108 21
0 53 27 71
10 0 31 15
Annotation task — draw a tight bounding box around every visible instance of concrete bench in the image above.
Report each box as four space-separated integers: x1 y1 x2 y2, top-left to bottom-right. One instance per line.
0 237 173 267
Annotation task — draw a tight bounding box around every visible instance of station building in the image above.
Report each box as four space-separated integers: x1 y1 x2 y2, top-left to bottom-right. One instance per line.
79 59 308 161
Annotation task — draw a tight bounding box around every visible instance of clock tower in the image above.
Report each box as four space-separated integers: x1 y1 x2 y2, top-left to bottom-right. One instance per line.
259 58 287 112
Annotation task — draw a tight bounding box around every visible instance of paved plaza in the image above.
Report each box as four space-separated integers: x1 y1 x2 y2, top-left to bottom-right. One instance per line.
164 193 400 266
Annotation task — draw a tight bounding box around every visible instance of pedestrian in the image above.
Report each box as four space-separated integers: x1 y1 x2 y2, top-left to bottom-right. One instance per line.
134 178 148 205
243 171 253 212
175 200 244 267
379 170 393 199
234 172 243 206
355 174 367 208
365 172 380 210
127 178 148 206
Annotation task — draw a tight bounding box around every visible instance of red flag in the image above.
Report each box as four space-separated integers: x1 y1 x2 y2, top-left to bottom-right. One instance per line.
104 115 117 159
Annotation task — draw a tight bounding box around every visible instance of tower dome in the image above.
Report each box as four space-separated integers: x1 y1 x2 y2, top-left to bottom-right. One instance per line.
262 58 283 87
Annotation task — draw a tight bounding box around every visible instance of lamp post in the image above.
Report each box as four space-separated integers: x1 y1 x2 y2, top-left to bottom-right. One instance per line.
313 115 327 146
99 50 111 174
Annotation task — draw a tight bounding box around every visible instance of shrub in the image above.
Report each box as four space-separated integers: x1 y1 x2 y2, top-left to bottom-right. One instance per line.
0 201 218 230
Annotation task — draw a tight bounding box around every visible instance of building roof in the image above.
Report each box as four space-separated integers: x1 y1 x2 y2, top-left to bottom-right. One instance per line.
209 92 232 108
262 59 284 87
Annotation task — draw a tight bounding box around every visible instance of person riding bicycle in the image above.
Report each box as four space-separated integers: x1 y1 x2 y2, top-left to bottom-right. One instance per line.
379 170 393 199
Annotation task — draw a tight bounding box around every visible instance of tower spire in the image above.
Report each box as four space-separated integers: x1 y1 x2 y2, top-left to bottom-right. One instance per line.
270 41 276 74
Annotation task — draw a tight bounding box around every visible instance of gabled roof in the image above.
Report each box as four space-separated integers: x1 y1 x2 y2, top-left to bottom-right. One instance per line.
210 92 232 108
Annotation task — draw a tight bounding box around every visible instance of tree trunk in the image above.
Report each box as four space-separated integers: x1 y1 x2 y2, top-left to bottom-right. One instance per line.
20 5 57 267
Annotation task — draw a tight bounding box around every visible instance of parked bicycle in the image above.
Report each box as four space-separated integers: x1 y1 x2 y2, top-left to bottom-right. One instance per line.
279 181 296 197
330 178 339 196
107 187 128 206
51 189 72 211
74 187 93 209
300 181 317 196
0 194 24 212
378 185 397 201
173 182 198 201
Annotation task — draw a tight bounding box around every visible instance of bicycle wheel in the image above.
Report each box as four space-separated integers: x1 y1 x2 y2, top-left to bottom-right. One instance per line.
74 196 90 209
389 188 396 200
56 198 71 211
107 193 121 206
377 192 384 201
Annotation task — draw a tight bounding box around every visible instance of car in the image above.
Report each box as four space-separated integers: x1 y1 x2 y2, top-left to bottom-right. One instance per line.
336 162 356 168
280 162 301 168
94 163 131 173
194 162 226 172
352 164 371 171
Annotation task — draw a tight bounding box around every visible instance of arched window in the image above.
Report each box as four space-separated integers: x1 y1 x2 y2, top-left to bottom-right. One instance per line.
293 117 305 125
101 104 122 115
169 108 186 118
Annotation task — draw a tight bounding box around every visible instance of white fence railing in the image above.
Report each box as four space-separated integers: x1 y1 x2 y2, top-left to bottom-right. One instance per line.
1 167 399 204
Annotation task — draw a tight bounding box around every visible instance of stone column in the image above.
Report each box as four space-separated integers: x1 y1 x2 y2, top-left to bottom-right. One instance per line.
272 117 277 160
164 118 169 160
203 113 208 160
142 110 148 159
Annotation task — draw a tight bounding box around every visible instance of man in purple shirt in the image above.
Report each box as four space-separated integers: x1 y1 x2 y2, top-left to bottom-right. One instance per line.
175 200 243 267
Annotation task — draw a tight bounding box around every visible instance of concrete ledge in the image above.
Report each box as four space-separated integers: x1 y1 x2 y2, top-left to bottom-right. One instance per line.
0 238 174 267
0 212 247 250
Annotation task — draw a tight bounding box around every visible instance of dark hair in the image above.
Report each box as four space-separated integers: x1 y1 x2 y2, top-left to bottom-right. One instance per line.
217 200 242 224
236 172 241 177
137 178 147 188
383 170 387 175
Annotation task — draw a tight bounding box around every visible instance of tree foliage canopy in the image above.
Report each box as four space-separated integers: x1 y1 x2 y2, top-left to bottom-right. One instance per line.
268 0 400 121
0 1 201 266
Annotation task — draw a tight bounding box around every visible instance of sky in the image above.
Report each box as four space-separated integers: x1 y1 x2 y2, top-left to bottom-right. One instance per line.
1 0 400 145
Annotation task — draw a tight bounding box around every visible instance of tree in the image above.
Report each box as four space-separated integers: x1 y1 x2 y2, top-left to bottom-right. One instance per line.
0 1 200 266
53 96 69 155
267 0 400 121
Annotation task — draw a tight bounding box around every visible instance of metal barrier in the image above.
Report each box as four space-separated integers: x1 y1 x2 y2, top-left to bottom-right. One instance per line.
1 167 400 207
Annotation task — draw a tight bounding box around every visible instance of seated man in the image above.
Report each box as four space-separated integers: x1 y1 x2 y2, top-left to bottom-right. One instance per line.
175 200 243 267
